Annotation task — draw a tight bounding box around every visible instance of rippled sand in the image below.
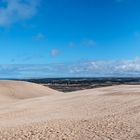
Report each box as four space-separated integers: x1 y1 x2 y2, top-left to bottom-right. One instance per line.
0 81 140 140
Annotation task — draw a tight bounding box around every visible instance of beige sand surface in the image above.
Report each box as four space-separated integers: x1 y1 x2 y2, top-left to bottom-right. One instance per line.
0 80 59 106
0 81 140 139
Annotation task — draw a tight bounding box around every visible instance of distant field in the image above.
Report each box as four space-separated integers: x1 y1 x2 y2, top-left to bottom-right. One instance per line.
23 77 140 92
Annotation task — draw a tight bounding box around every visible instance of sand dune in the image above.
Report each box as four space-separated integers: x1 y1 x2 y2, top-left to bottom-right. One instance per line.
0 81 140 139
0 80 59 105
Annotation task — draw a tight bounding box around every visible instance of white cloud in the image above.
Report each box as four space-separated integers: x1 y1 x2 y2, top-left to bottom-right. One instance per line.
0 0 40 27
51 49 60 57
1 58 140 78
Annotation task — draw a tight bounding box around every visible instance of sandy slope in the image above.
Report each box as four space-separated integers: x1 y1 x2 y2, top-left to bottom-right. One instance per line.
0 82 140 139
0 80 59 105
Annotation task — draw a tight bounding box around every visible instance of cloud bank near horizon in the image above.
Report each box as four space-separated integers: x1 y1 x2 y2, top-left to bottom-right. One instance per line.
0 58 140 78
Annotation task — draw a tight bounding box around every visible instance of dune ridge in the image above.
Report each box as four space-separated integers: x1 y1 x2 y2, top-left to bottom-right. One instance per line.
0 81 140 139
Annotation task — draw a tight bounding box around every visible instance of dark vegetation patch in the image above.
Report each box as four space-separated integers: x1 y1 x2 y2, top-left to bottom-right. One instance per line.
20 77 140 92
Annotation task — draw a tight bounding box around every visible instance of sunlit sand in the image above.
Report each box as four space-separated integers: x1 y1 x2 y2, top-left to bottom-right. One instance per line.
0 81 139 139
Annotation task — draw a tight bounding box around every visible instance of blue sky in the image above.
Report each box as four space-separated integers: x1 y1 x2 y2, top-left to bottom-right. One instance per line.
0 0 140 78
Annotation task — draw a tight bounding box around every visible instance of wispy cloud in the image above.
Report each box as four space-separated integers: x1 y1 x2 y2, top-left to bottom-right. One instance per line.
81 39 96 47
0 0 40 27
69 39 96 48
33 33 46 41
115 0 128 3
1 58 140 78
115 0 124 2
134 31 140 37
69 42 76 48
